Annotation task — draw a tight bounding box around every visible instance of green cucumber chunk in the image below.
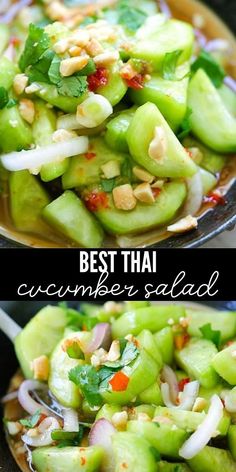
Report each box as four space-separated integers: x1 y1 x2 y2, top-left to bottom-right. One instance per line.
0 56 16 90
42 190 104 248
128 404 155 420
0 24 10 55
199 167 217 195
130 16 194 71
62 137 127 189
32 100 69 182
183 136 227 174
188 69 236 153
157 461 191 472
112 432 156 472
137 381 163 405
154 327 174 364
0 106 33 152
218 84 236 118
175 338 219 388
32 446 104 472
187 446 236 472
95 404 121 422
105 107 136 153
129 74 189 130
127 421 188 458
228 425 236 461
100 349 158 405
95 181 187 235
127 102 197 178
137 329 163 367
186 309 236 343
48 334 83 408
9 170 50 234
154 406 230 436
112 305 185 338
212 341 236 385
36 82 88 112
14 305 67 379
97 63 127 106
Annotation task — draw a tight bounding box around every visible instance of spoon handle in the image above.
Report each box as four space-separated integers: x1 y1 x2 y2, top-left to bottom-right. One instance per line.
0 307 21 342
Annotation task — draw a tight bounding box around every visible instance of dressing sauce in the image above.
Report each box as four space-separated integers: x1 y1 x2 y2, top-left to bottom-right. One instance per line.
0 0 235 248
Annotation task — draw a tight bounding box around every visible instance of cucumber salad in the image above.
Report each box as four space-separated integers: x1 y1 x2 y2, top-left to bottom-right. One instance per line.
0 0 236 247
2 302 236 471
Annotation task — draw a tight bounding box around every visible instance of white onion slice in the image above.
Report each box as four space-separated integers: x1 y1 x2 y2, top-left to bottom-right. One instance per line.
62 408 79 432
84 323 112 354
0 0 31 23
57 114 85 131
161 380 199 411
22 417 60 447
194 29 207 48
161 365 179 403
89 419 116 472
182 171 203 217
1 390 18 403
221 388 236 413
205 38 229 53
18 380 49 416
76 94 113 128
1 137 89 172
179 394 223 460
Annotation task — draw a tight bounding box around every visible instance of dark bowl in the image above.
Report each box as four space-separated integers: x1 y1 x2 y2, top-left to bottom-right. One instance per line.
0 0 235 249
1 300 236 471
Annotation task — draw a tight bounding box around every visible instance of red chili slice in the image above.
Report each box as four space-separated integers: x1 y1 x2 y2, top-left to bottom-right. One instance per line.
109 371 129 391
125 74 144 90
178 377 191 392
88 68 109 92
203 191 227 206
84 191 109 212
85 152 96 160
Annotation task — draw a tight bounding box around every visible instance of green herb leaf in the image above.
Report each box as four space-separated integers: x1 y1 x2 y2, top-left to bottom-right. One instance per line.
57 76 88 97
76 58 96 77
27 49 55 84
48 54 61 84
66 342 82 359
121 158 133 181
101 178 116 193
6 98 18 108
104 340 139 368
98 366 119 390
69 365 103 406
162 49 183 81
20 409 42 428
64 306 98 331
19 23 50 72
52 428 84 448
177 107 192 140
191 50 225 88
117 0 147 32
200 323 221 348
0 87 9 109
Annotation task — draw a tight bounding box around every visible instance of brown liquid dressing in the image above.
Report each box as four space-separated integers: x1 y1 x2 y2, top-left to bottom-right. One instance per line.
0 0 235 248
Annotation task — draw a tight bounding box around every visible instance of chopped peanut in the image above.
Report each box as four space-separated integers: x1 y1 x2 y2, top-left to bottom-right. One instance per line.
60 56 89 77
19 99 35 124
167 215 198 233
6 421 22 436
133 166 154 183
52 129 77 142
106 340 120 362
101 160 120 179
25 83 41 94
113 184 137 211
31 355 49 381
151 179 165 189
104 301 123 314
120 63 137 80
112 411 128 430
86 38 104 57
69 46 83 57
46 1 69 21
72 30 90 47
192 397 207 412
91 348 107 368
53 38 70 54
13 74 28 95
133 182 155 204
148 126 167 162
94 50 119 67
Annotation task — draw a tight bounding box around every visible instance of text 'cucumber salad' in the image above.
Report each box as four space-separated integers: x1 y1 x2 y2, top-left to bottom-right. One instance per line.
0 0 235 247
2 301 236 471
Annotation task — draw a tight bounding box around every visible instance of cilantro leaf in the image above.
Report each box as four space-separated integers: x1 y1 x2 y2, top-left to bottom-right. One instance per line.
0 87 9 109
103 341 139 368
69 365 103 406
117 0 147 32
98 366 118 390
51 428 84 448
19 409 41 428
63 305 98 331
6 98 18 108
19 23 50 72
200 323 221 348
162 49 183 81
48 54 61 85
191 50 225 88
27 49 55 84
101 178 116 193
57 76 88 97
177 107 192 140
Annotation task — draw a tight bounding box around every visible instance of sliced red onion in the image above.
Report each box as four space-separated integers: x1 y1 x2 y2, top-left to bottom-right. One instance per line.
0 0 32 23
158 0 171 18
161 365 179 403
194 29 207 49
1 390 18 403
3 44 15 61
89 419 116 472
179 394 223 459
22 417 60 447
182 171 203 217
205 38 230 53
161 380 199 411
62 408 79 432
84 323 112 354
224 76 236 94
18 380 49 416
